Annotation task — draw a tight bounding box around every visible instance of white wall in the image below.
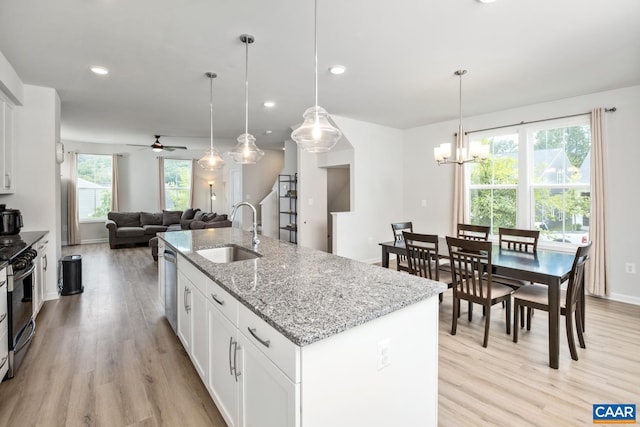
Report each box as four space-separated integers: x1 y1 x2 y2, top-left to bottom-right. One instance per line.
1 85 61 300
325 116 405 262
239 148 284 230
403 85 640 304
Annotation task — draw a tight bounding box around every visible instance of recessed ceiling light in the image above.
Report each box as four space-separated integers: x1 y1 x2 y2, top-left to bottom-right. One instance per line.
90 66 109 75
478 0 496 3
265 130 273 135
329 65 346 75
263 101 275 108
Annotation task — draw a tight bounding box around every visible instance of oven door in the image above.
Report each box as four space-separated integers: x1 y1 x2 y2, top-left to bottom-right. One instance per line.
7 262 36 378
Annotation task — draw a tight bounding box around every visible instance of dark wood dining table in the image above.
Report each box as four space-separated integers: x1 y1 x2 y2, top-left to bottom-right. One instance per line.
379 239 577 369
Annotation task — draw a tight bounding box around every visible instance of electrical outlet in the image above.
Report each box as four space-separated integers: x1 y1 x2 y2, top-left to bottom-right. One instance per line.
377 339 391 370
625 263 636 274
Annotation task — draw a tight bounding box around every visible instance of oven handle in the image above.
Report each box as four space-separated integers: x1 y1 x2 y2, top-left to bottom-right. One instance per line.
14 319 36 354
13 262 36 283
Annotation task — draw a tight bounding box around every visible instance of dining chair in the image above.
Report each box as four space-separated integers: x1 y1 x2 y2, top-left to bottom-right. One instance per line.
391 222 413 272
512 242 592 361
403 232 452 302
457 223 490 241
446 236 514 347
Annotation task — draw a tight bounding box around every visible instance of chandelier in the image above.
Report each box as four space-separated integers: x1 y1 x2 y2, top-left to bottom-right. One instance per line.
434 70 489 165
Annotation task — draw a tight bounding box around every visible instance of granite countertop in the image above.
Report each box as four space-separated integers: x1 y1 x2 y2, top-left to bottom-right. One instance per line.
160 228 447 347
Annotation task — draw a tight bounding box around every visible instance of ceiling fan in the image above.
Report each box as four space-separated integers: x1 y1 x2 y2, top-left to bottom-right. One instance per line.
128 135 188 152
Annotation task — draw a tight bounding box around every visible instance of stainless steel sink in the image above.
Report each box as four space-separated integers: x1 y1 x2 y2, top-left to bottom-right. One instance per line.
196 245 262 264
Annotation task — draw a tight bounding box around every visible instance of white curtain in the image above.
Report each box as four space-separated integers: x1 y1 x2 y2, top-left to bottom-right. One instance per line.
451 125 467 235
111 154 120 212
190 159 196 208
67 152 81 245
586 108 609 295
158 157 165 210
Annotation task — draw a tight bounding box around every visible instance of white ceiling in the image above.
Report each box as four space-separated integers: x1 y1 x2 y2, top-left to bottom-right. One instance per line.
1 0 638 151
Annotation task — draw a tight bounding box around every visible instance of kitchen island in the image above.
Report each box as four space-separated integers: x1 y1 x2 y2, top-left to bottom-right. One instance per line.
159 228 446 427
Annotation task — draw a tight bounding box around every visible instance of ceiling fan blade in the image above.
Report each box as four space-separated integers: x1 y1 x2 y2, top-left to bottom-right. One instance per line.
126 144 152 147
164 146 188 150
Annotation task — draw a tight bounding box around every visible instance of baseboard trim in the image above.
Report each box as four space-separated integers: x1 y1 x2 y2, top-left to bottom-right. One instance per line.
80 238 109 244
592 293 640 306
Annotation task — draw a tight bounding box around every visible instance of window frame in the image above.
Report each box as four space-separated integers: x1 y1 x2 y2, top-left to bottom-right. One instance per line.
465 116 591 250
77 153 113 223
162 157 193 211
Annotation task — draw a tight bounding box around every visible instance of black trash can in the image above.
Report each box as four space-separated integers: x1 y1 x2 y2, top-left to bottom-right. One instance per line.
61 255 83 295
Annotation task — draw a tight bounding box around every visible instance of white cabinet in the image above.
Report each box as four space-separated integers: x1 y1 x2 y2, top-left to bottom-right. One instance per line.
33 238 49 317
0 266 8 382
177 256 208 383
238 332 299 427
207 301 240 427
0 94 15 194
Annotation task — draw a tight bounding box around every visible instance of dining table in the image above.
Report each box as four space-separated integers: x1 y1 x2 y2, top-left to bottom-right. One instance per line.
379 238 578 369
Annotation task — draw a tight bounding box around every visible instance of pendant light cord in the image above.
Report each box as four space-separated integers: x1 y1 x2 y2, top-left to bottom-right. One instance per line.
209 75 214 152
245 38 250 136
314 0 318 108
458 71 463 129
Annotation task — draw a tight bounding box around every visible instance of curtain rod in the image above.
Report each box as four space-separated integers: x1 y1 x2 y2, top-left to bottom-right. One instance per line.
464 107 617 135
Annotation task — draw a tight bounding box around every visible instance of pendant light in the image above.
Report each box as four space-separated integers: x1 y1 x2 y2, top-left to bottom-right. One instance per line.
229 34 264 164
197 72 225 170
291 0 342 153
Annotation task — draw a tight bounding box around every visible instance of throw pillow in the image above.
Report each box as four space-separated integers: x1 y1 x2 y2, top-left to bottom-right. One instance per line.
140 212 163 226
211 214 228 222
193 211 206 221
181 208 200 220
203 212 217 222
162 210 182 226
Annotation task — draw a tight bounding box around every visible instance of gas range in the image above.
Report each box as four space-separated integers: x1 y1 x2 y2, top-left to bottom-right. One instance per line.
0 231 47 263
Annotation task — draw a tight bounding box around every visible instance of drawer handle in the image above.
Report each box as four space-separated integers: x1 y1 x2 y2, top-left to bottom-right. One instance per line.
0 313 6 324
0 356 6 370
247 327 270 348
211 293 225 306
0 280 5 288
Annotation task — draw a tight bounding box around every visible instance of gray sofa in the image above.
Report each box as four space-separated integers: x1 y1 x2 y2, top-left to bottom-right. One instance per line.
106 209 233 252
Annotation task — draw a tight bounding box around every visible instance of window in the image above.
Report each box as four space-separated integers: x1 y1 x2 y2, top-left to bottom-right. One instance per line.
163 159 192 210
467 117 591 245
77 154 112 221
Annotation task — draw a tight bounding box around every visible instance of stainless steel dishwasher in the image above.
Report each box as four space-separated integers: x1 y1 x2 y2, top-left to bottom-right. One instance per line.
164 248 178 333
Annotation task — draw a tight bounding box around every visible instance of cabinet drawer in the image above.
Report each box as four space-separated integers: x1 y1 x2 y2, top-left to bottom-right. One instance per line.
206 279 238 325
239 304 300 383
178 255 207 294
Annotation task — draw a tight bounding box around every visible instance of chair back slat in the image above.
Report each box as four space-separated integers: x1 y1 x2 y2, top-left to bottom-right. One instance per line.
499 227 540 252
446 236 492 302
403 232 440 280
457 223 490 241
566 242 592 310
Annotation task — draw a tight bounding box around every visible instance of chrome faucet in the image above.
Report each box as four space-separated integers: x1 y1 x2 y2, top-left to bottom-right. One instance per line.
230 202 260 247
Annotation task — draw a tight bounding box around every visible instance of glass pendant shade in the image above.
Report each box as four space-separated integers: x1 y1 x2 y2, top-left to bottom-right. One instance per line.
229 133 264 164
198 147 224 170
291 105 342 153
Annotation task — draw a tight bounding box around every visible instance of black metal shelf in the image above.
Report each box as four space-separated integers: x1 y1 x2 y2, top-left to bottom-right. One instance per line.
278 173 298 244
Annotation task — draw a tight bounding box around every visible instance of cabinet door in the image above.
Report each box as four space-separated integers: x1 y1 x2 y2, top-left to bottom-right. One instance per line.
177 272 192 353
190 286 208 382
208 302 240 427
237 334 300 427
0 100 14 193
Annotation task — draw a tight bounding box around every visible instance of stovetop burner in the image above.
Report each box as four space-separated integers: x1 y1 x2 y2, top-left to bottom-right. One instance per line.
0 235 24 246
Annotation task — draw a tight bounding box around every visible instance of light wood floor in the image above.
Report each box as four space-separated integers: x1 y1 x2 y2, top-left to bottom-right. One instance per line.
0 244 638 426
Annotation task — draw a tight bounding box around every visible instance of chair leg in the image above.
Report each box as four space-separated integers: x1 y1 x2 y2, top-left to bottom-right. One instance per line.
451 296 459 336
520 306 525 328
566 310 579 361
526 308 533 331
513 300 519 343
575 307 586 349
439 293 443 303
468 301 473 321
505 298 511 335
482 305 491 348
